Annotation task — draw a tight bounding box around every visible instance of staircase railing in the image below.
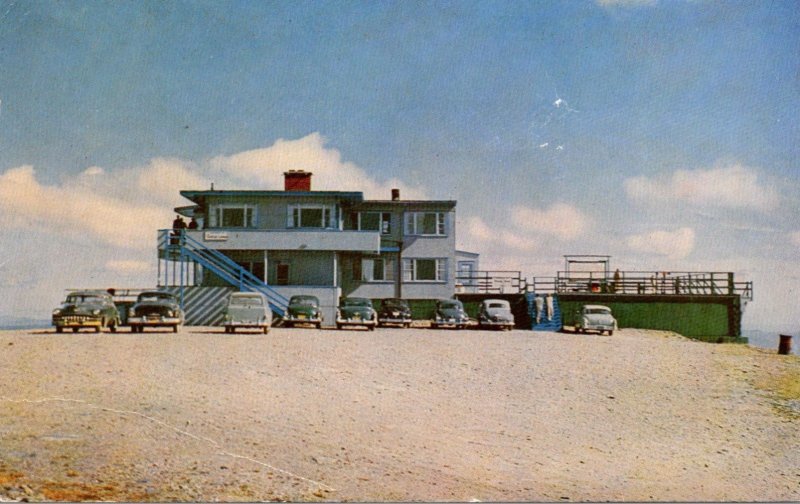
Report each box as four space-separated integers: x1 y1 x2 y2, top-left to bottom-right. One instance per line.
162 230 289 316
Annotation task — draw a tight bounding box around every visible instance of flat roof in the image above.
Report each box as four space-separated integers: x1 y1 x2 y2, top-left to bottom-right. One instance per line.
180 190 365 203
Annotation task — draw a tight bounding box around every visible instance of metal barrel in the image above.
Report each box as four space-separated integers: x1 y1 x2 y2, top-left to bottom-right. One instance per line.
778 334 793 355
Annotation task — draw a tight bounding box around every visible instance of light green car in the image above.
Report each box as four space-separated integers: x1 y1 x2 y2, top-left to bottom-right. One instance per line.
223 292 272 334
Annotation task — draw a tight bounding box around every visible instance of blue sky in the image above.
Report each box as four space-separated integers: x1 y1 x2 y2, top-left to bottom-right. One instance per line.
0 0 798 331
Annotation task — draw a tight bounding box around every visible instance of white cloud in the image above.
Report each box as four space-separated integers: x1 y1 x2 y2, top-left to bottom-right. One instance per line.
209 132 427 200
463 216 539 253
0 166 169 250
626 227 695 260
510 203 589 240
136 158 208 205
624 164 779 212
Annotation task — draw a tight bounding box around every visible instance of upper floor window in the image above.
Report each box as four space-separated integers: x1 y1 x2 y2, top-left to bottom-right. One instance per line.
214 205 255 228
288 205 336 229
405 212 446 236
359 212 391 234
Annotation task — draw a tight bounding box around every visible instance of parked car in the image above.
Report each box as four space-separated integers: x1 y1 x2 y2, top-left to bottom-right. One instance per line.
223 292 272 334
285 295 323 328
128 290 184 333
431 299 469 329
478 299 515 330
377 298 412 328
52 290 120 333
575 304 617 335
336 297 377 330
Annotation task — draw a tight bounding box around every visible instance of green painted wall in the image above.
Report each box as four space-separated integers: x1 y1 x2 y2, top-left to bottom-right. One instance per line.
558 294 743 341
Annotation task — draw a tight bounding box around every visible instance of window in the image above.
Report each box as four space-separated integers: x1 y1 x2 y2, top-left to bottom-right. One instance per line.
214 206 255 228
358 212 391 234
402 258 446 282
404 212 446 236
288 205 336 229
361 257 395 282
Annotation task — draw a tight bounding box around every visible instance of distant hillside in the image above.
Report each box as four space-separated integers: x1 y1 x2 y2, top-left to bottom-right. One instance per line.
0 316 50 330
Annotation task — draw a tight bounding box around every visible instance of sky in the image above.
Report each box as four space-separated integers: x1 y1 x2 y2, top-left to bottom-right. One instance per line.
0 0 798 332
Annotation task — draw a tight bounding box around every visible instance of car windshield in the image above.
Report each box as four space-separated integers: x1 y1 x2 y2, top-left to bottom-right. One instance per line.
585 308 611 315
231 296 263 306
290 296 318 306
487 302 507 309
440 301 461 309
138 293 174 303
382 299 408 308
66 294 105 304
342 298 371 307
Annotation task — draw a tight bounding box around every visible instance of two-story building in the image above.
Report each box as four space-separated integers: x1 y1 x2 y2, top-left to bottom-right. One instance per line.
160 170 478 325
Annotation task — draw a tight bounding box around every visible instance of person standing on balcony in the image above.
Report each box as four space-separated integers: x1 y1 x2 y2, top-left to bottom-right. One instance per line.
188 217 198 229
172 215 186 231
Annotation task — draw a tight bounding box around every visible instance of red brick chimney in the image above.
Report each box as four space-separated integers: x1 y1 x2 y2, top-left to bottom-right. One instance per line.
284 170 312 191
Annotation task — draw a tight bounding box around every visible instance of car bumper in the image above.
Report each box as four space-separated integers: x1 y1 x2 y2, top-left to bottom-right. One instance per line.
128 316 182 326
433 318 469 326
285 315 322 324
53 316 102 328
225 320 269 328
480 319 514 328
337 317 376 326
585 324 614 331
378 317 411 325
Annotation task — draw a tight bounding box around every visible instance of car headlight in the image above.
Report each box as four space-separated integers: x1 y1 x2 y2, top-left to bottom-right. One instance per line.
166 310 174 317
52 309 61 315
92 309 101 315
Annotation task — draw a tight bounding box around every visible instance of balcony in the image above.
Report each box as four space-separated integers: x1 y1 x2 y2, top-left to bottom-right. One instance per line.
160 228 381 253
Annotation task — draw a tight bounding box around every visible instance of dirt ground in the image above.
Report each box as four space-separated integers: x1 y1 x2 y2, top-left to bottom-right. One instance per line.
0 326 798 502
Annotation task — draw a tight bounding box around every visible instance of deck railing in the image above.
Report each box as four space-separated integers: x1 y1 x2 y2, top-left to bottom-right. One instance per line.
541 270 753 300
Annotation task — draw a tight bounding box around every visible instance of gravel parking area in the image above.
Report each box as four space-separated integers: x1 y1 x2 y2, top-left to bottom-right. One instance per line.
0 326 798 502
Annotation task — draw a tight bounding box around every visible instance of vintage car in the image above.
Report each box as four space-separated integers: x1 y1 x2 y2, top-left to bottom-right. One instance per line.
377 298 412 328
128 290 184 333
223 291 272 334
431 299 469 329
336 297 377 330
478 299 515 330
284 295 323 328
575 304 617 335
52 290 120 333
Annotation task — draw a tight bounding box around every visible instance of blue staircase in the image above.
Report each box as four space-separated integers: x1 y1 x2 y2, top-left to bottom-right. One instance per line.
526 292 563 332
167 231 289 317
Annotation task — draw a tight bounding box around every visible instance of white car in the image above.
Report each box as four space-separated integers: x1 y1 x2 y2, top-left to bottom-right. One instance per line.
223 292 272 334
575 304 617 336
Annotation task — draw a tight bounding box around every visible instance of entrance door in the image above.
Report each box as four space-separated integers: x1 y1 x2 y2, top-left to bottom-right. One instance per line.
276 263 289 286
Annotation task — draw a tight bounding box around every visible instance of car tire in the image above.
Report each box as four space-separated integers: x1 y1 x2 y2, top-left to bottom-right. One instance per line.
263 326 269 334
405 322 411 329
73 328 79 333
55 327 63 334
172 325 178 333
368 325 375 331
230 327 235 334
607 330 614 336
336 323 342 330
316 322 322 329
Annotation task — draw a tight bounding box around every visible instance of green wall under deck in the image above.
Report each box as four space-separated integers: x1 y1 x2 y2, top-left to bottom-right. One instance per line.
558 293 745 343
